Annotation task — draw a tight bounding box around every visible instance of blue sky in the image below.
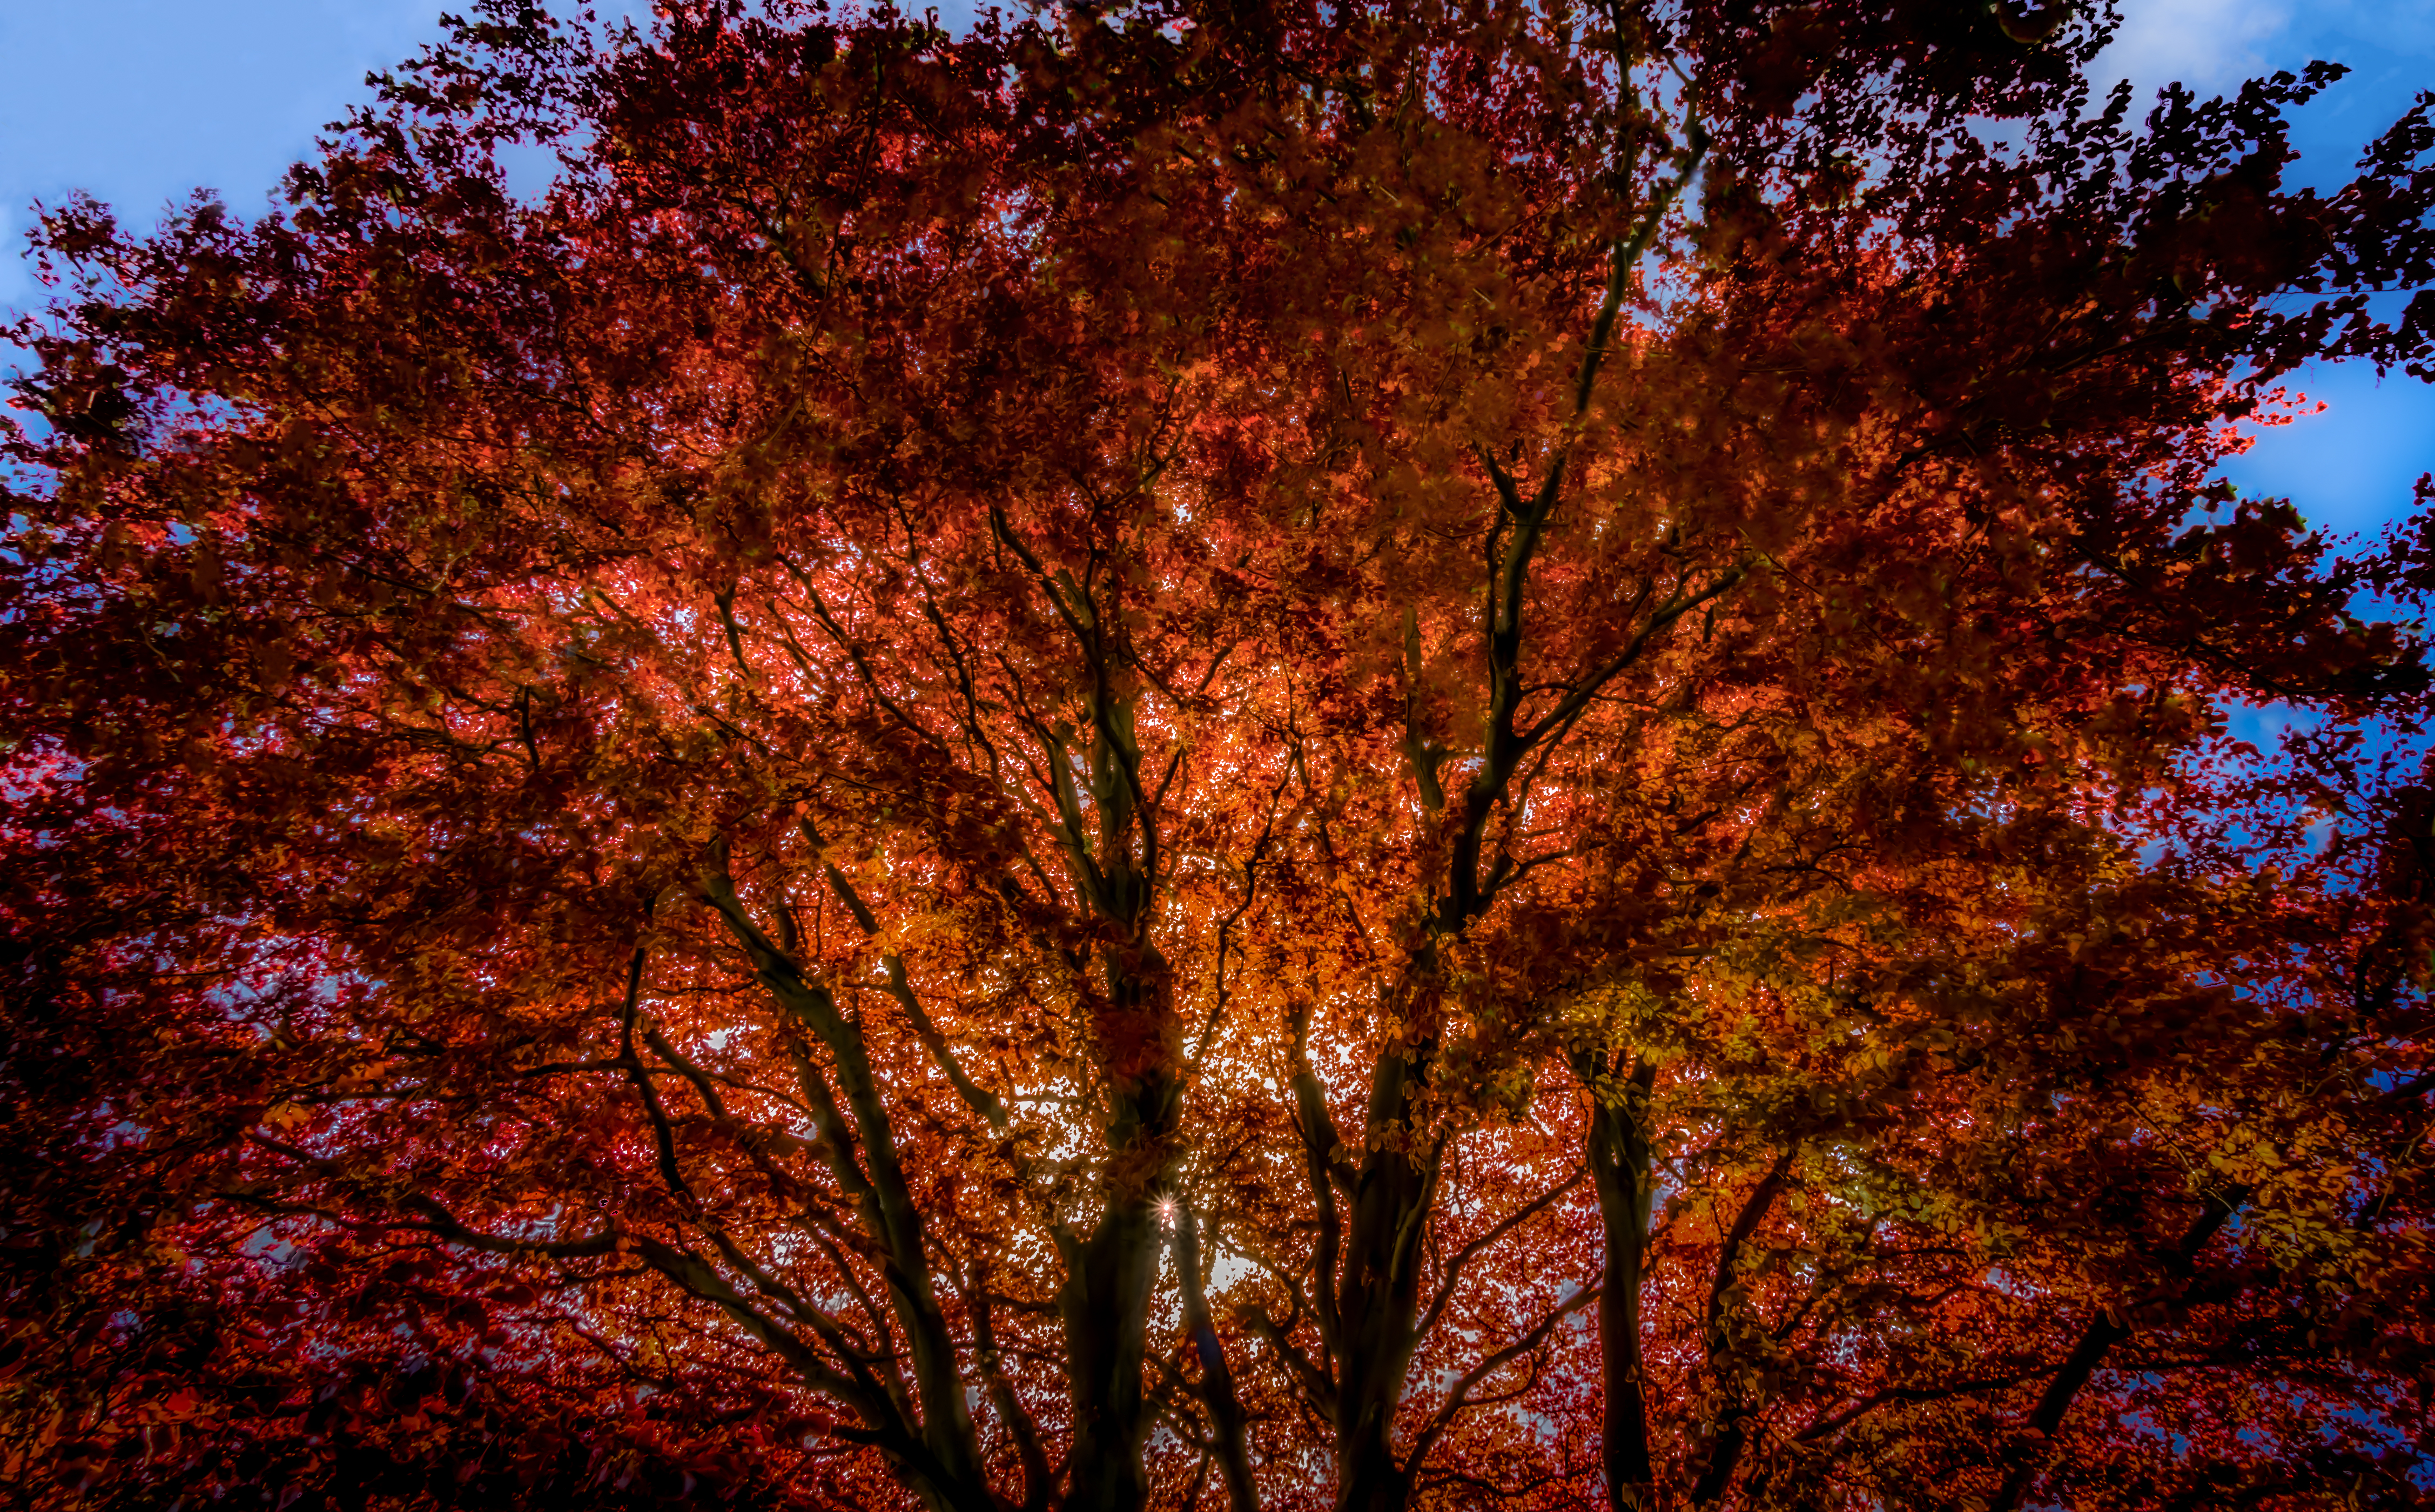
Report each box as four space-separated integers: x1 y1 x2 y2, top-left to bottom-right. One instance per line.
3 0 2430 542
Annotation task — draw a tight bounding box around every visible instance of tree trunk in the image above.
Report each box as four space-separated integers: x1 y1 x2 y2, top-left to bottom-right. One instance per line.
1579 1054 1659 1511
1331 1045 1441 1512
1059 942 1182 1512
1059 1190 1165 1512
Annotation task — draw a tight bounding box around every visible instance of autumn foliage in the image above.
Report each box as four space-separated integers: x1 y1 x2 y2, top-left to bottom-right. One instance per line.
6 1 2435 1508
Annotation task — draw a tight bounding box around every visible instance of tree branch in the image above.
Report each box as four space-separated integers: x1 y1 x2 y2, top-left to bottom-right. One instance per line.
1988 1186 2248 1511
1402 1285 1600 1477
696 843 991 1498
806 817 1012 1131
1174 1200 1261 1511
1415 1167 1587 1344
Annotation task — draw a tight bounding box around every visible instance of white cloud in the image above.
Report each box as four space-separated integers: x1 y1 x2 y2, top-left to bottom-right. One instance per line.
2089 0 2296 101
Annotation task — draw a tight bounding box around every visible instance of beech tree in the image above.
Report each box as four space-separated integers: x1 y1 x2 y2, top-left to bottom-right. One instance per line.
6 2 2435 1508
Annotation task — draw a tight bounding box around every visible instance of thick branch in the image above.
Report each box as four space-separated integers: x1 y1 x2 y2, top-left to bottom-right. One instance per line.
1403 1285 1602 1477
1987 1187 2248 1512
807 821 1011 1131
1415 1167 1586 1345
1689 1150 1797 1506
1174 1201 1261 1512
697 849 990 1500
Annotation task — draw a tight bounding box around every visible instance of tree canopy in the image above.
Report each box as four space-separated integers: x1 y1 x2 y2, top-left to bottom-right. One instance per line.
6 2 2435 1508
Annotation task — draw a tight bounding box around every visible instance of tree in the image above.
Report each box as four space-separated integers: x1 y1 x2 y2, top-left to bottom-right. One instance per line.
5 1 2434 1508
